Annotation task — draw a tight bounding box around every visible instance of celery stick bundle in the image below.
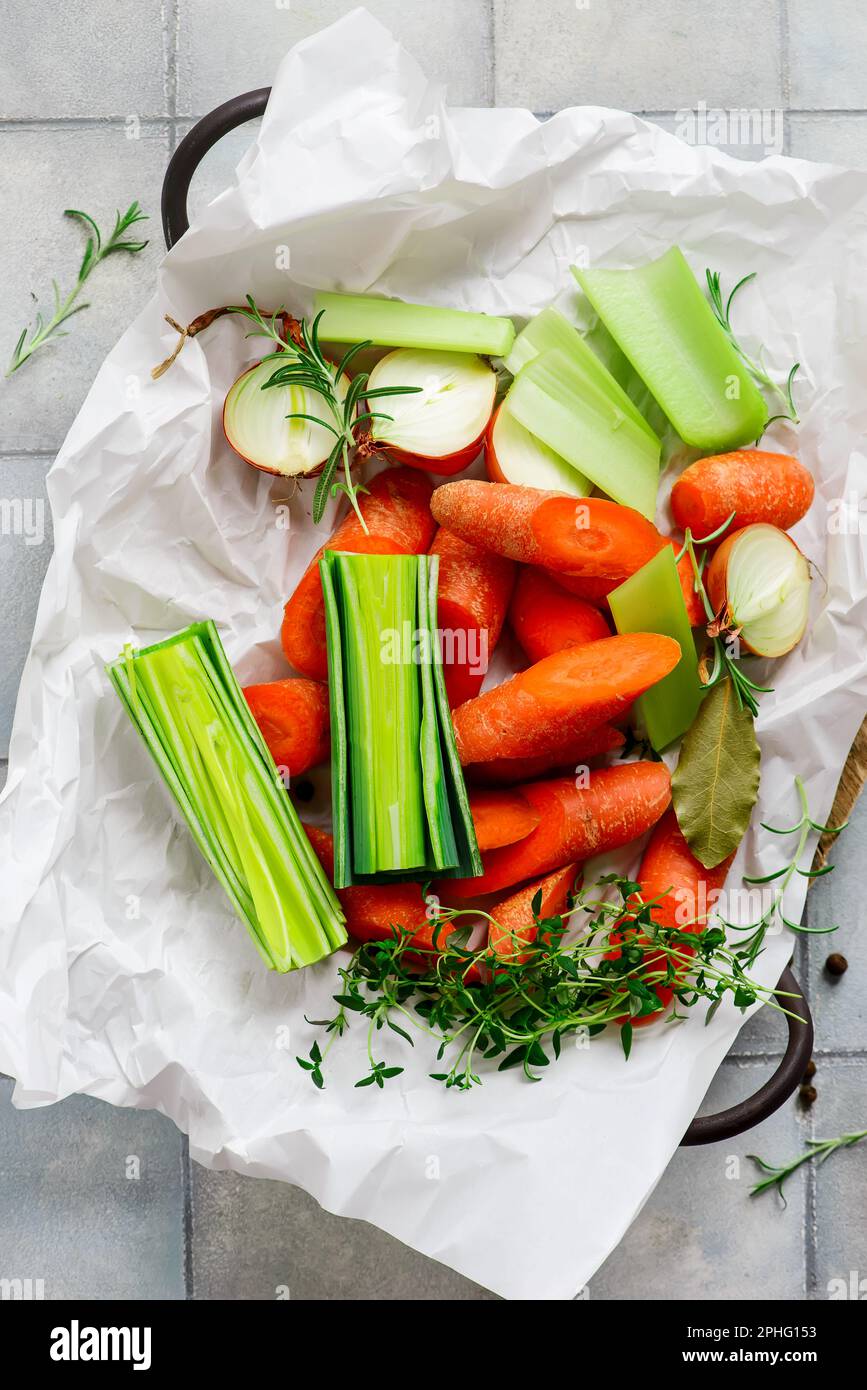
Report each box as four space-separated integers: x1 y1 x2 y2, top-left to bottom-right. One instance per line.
107 621 346 971
320 551 482 889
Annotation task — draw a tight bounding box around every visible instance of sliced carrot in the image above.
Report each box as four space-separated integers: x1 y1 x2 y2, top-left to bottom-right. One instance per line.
607 810 734 1027
281 467 435 680
487 863 580 964
509 566 610 662
430 480 664 579
465 724 625 786
243 677 329 777
452 633 680 765
430 527 515 707
671 449 815 536
469 787 540 852
553 541 705 626
445 762 672 899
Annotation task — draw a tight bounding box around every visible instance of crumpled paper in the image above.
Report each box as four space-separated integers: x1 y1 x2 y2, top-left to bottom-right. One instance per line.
1 8 866 1300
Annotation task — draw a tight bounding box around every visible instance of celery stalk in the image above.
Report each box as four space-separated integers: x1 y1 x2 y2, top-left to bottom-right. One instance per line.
321 551 481 887
608 547 704 751
507 349 661 520
504 305 659 446
313 290 515 358
107 621 346 971
575 248 768 450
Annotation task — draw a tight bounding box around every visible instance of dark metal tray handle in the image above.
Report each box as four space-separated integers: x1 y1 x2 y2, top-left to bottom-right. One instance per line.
162 101 815 1146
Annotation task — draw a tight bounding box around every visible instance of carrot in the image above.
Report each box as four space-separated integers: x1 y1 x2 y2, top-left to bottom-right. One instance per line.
430 481 665 579
445 762 672 899
430 527 515 707
452 633 680 765
553 540 705 626
487 864 580 964
469 787 540 852
304 823 450 961
243 678 329 777
608 810 734 1027
509 566 610 662
465 724 626 786
281 467 435 680
670 449 815 537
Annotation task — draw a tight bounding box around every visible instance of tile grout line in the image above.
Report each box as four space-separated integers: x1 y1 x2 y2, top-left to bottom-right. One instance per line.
778 0 792 154
802 882 819 1294
487 0 496 108
165 0 180 157
181 1136 195 1300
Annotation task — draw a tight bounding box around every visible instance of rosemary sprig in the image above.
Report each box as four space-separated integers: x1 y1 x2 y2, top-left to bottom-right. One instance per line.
706 269 800 432
676 514 772 717
749 1130 867 1203
722 775 846 967
7 202 149 376
298 875 803 1092
228 296 420 529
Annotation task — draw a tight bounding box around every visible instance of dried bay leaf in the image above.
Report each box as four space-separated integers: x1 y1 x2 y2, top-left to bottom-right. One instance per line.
672 678 760 869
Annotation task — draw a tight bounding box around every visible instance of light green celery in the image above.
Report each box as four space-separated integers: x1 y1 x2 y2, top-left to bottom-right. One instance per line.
608 547 704 751
417 555 459 871
504 305 659 446
313 290 515 358
107 621 346 972
574 248 768 450
507 348 661 520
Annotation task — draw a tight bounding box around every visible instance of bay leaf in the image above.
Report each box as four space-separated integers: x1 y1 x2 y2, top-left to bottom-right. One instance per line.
671 678 761 869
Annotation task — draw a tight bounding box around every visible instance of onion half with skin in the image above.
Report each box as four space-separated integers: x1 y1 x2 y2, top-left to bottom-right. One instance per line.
223 357 347 478
485 403 591 496
368 348 495 474
706 523 811 658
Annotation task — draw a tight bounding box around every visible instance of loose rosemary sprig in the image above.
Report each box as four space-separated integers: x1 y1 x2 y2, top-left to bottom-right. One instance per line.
749 1129 867 1203
228 296 420 529
298 875 802 1092
7 202 149 376
722 775 845 967
676 514 772 717
706 269 800 431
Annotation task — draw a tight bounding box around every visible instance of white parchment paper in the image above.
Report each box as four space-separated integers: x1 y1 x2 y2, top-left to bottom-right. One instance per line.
2 9 866 1299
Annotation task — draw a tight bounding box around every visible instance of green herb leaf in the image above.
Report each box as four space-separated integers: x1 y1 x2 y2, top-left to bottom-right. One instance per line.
672 677 761 869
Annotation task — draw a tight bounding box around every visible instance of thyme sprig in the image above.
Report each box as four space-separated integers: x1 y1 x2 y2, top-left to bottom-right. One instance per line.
230 296 421 529
722 775 845 967
706 268 800 432
675 514 772 717
298 875 802 1092
7 202 149 376
749 1129 867 1203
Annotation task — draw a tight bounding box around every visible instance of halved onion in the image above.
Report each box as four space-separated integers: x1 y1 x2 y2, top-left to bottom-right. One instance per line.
223 357 346 478
706 523 811 658
485 402 590 496
367 348 495 474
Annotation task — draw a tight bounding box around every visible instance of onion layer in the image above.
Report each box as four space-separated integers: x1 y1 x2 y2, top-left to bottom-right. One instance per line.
223 357 346 478
368 348 495 472
486 403 590 496
706 523 811 658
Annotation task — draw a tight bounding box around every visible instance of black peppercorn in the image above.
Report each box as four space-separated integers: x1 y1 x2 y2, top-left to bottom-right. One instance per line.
294 778 315 803
799 1084 818 1108
825 952 849 977
802 1058 817 1082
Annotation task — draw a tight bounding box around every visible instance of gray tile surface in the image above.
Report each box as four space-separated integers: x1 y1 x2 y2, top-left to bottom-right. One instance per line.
0 1079 185 1299
177 0 493 115
0 0 865 1304
0 125 169 453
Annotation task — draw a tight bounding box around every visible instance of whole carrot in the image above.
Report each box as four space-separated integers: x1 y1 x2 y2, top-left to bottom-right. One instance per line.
608 810 734 1027
452 633 680 765
430 480 664 579
509 566 610 662
469 787 540 851
465 724 625 786
243 677 329 777
430 527 515 707
281 466 435 680
487 863 580 964
445 762 672 899
671 449 814 536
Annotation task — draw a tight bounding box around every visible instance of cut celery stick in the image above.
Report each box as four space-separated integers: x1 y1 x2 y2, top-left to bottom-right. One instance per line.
608 547 704 751
107 621 346 972
507 349 661 520
491 399 592 496
504 305 659 446
314 290 515 357
574 248 768 450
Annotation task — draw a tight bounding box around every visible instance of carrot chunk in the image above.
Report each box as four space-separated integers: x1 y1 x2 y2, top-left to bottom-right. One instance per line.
671 449 814 536
509 566 610 662
469 787 540 852
430 527 515 707
243 677 329 777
